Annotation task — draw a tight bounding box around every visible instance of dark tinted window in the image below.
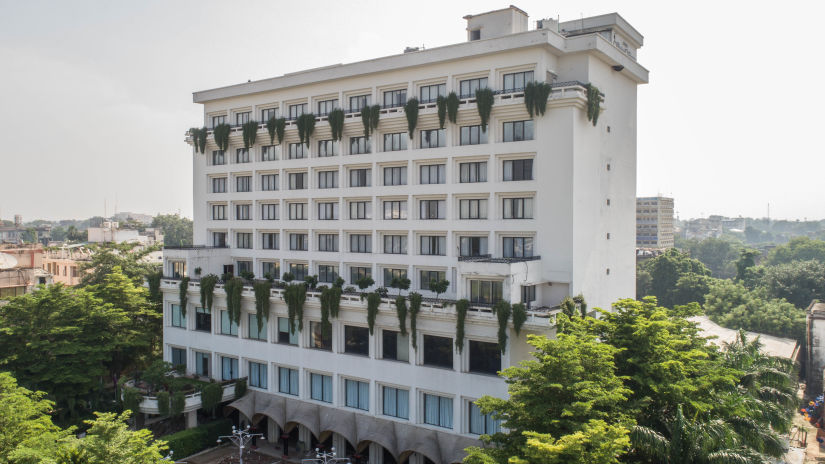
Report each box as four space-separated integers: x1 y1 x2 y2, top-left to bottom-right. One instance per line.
345 326 369 356
423 335 453 369
469 340 501 375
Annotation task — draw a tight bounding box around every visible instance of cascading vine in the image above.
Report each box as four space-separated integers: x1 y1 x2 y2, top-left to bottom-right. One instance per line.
512 302 527 336
493 300 512 352
147 271 162 303
199 274 218 311
157 391 170 416
403 98 419 137
266 117 286 144
284 283 306 333
328 108 345 141
242 120 259 148
395 296 408 336
475 88 494 132
446 92 459 124
369 105 380 134
200 382 222 415
436 95 447 129
253 281 272 332
320 285 342 337
224 277 243 325
361 106 371 138
213 123 231 151
366 292 382 335
524 81 553 117
409 292 422 349
179 277 190 309
586 84 601 126
296 113 316 147
455 299 469 353
189 127 208 153
170 391 185 417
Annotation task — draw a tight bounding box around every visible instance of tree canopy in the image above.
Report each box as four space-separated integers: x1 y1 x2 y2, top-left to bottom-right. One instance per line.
151 214 192 247
704 279 805 341
766 236 825 265
636 249 713 308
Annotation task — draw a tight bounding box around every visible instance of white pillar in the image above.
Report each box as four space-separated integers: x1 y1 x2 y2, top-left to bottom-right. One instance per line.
185 410 198 429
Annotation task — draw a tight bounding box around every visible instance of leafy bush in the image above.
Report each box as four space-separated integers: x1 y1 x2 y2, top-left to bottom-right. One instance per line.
201 382 223 414
156 391 170 416
164 427 205 459
170 391 186 417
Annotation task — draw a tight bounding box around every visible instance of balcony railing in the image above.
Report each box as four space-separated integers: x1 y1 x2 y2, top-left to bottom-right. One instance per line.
458 255 541 263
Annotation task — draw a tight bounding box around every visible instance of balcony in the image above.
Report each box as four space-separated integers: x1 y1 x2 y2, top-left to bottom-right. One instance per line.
124 377 239 415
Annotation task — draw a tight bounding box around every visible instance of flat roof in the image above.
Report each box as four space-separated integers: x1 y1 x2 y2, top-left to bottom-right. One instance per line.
689 316 800 360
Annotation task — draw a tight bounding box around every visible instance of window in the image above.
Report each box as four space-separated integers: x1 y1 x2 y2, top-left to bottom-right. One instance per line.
310 373 333 403
383 201 407 220
236 232 252 249
459 162 487 183
261 107 278 121
420 270 446 291
383 89 406 108
261 145 279 161
459 199 487 219
350 136 370 155
349 94 371 112
502 71 534 92
469 402 501 435
383 235 407 254
236 148 250 163
318 140 336 157
469 29 480 41
261 203 279 220
196 352 210 377
288 103 307 120
503 237 534 258
459 125 488 145
235 112 250 125
521 285 536 308
213 232 227 248
383 166 407 185
235 204 251 220
248 361 267 389
288 172 307 190
459 77 488 98
419 83 446 103
459 237 488 257
318 265 338 283
423 334 453 369
502 120 534 142
469 340 501 374
289 263 308 281
288 143 306 159
350 169 370 187
345 379 370 410
502 198 534 219
469 280 503 304
195 306 211 332
349 201 371 219
212 177 227 193
383 133 407 151
419 164 445 184
262 261 280 280
383 268 407 287
277 317 298 345
171 304 186 328
344 326 369 356
383 386 410 419
171 347 186 369
503 159 533 181
236 176 251 192
261 233 279 250
289 202 307 220
423 394 453 428
289 233 308 251
382 330 409 362
317 202 339 220
420 129 446 148
317 99 338 116
419 199 446 219
420 236 446 256
237 260 252 276
279 367 299 395
350 234 372 253
211 115 226 127
170 261 186 278
317 171 338 189
310 321 332 351
350 266 371 285
221 356 239 381
212 204 226 220
212 150 226 165
261 174 279 191
318 234 339 252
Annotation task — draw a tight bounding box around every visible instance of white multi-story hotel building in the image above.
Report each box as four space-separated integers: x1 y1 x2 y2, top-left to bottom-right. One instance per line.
636 196 675 248
160 6 647 463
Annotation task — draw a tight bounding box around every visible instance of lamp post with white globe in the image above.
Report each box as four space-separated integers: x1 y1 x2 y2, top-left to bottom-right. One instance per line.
302 446 351 464
217 424 264 464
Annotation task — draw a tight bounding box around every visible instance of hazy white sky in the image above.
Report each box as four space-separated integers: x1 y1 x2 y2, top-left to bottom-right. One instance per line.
1 0 823 221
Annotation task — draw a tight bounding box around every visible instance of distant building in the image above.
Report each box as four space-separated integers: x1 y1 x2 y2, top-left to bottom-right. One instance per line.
636 196 674 248
42 246 92 286
807 301 825 393
0 244 52 300
87 221 163 245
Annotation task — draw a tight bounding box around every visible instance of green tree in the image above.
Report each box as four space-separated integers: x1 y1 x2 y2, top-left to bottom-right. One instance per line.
680 237 742 278
58 411 169 464
704 280 805 341
636 249 711 307
151 214 193 247
734 248 761 285
79 242 160 287
760 259 825 308
767 237 825 264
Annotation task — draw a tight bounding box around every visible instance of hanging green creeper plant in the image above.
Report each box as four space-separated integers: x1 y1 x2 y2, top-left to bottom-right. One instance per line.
454 299 469 353
189 127 208 153
534 82 552 116
147 271 162 303
492 300 511 352
170 391 186 417
296 113 316 147
365 292 382 335
283 283 306 333
200 382 222 416
436 95 447 129
403 98 419 138
511 302 526 336
179 277 190 309
156 391 170 417
242 120 259 148
409 292 422 349
266 117 286 144
585 84 601 126
395 296 408 336
328 108 345 142
319 285 341 337
524 82 536 118
254 281 271 332
475 88 494 132
369 105 380 134
213 123 231 151
361 106 371 139
224 277 243 325
200 274 218 311
446 92 459 124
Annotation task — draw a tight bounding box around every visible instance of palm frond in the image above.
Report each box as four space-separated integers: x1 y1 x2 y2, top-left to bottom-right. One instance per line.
630 425 670 461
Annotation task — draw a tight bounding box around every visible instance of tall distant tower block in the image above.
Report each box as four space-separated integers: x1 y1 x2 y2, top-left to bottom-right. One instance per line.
636 196 675 248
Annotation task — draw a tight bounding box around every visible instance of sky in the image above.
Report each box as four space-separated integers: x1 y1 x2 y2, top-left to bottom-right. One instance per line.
1 0 823 222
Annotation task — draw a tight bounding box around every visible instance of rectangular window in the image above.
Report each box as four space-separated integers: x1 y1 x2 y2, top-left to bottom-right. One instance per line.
419 165 445 184
211 115 226 127
419 199 446 219
349 201 371 220
236 232 252 249
171 304 186 328
249 361 267 389
383 89 406 108
212 204 226 220
261 108 278 121
350 234 372 253
350 136 370 155
196 352 210 377
317 202 339 220
469 340 501 374
318 265 339 283
289 233 308 251
236 176 251 192
423 394 453 429
345 379 370 410
289 263 308 281
261 174 279 191
503 159 533 181
469 280 503 304
383 133 408 152
420 236 446 256
288 143 306 159
502 71 534 92
382 330 409 362
383 268 407 287
349 94 371 113
195 306 211 332
261 203 279 220
459 199 488 219
383 166 407 186
420 129 446 148
235 112 250 125
459 162 487 183
383 235 407 254
310 373 333 403
221 356 239 381
344 326 369 356
213 232 227 248
502 120 534 142
288 103 307 120
420 270 446 291
502 198 534 219
459 237 488 257
237 260 252 276
248 314 268 341
279 367 299 395
419 83 446 103
236 148 250 163
350 168 371 187
317 171 338 189
212 177 227 193
459 77 488 98
503 237 534 258
383 201 407 220
318 234 339 252
423 334 453 369
459 125 488 145
288 203 307 220
288 172 307 190
310 321 332 351
318 140 336 157
317 99 338 116
383 386 410 419
235 204 251 220
261 233 279 250
212 150 226 165
171 347 186 369
350 266 371 285
261 262 280 280
261 145 279 161
469 402 501 435
277 317 298 345
521 285 536 309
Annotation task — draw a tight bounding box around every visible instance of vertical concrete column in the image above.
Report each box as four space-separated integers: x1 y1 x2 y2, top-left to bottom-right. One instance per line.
267 418 279 444
186 410 198 429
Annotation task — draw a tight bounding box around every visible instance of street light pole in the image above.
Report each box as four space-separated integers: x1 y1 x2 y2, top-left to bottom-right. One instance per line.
302 446 352 464
217 424 264 464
